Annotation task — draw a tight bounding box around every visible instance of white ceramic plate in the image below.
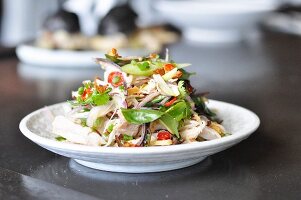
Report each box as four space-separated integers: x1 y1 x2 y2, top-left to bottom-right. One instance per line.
16 44 150 68
19 100 260 173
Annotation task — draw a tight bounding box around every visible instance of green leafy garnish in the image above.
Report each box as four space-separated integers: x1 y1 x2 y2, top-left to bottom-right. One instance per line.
137 61 150 71
158 114 179 137
78 87 84 95
123 134 133 141
165 101 191 121
55 136 66 141
121 108 164 125
192 96 222 122
92 93 110 106
178 80 187 98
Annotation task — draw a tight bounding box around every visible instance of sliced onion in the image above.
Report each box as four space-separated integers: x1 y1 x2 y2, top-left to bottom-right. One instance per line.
86 101 115 127
162 68 177 81
200 126 221 140
136 124 146 146
153 74 179 96
95 58 121 72
135 91 160 108
52 116 91 144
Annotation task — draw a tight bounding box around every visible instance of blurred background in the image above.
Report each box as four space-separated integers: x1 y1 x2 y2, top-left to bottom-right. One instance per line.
0 0 301 102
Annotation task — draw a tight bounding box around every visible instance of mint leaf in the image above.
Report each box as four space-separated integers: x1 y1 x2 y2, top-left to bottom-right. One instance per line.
92 93 110 106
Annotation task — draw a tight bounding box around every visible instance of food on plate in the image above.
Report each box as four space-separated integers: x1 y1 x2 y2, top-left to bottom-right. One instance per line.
52 49 228 147
89 4 180 51
35 4 181 52
36 9 88 50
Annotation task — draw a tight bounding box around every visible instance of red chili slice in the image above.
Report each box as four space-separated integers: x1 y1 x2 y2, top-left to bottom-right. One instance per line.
108 72 124 87
164 63 175 72
164 97 177 107
157 131 172 140
81 88 92 100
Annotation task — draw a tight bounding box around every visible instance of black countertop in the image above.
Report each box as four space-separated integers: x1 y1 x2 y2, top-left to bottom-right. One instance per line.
0 33 300 199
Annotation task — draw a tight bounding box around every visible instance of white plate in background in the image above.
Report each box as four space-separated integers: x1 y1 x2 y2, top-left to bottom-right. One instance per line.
16 44 149 68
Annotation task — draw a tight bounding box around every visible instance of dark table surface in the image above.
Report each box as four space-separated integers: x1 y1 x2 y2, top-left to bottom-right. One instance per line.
0 32 300 200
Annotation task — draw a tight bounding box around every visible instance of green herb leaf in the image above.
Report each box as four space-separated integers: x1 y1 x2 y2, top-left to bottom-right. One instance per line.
165 101 191 121
178 80 187 98
121 108 164 125
92 93 110 106
55 136 66 141
123 134 133 141
137 61 150 71
78 87 84 95
192 96 222 123
158 114 179 137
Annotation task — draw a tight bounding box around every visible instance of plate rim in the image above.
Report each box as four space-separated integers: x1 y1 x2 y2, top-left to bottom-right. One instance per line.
19 99 260 155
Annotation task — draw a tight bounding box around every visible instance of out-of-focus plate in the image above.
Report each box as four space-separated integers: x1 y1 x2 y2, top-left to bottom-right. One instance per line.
16 44 149 68
19 100 260 173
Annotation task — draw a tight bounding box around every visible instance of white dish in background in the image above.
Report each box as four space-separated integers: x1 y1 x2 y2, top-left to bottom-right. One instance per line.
153 0 278 43
19 100 260 173
16 44 150 68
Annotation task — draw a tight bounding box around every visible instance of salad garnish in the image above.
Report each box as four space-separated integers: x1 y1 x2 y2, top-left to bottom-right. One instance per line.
52 48 228 147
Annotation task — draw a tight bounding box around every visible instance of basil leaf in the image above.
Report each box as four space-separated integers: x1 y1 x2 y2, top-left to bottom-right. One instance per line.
166 101 191 121
92 93 110 106
121 108 164 124
158 114 179 137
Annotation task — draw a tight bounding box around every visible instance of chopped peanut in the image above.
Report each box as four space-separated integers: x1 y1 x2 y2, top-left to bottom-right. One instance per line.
94 78 107 93
153 68 165 76
108 48 120 57
149 53 158 59
127 86 140 95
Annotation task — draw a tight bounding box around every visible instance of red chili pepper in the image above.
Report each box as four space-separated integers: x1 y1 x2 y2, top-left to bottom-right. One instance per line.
81 88 92 100
164 97 177 107
157 131 171 140
164 63 175 72
108 72 124 87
